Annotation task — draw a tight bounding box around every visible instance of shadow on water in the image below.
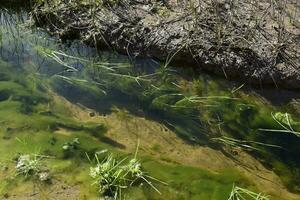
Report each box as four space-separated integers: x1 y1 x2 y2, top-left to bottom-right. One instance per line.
51 77 210 145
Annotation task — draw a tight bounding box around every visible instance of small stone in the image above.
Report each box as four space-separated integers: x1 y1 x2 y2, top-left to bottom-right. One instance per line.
3 193 9 198
5 127 12 132
89 112 96 117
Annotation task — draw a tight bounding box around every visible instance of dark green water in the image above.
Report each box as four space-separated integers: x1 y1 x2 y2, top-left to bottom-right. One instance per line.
0 5 300 200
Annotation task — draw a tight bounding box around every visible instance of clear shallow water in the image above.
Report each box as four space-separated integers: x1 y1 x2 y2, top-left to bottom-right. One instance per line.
0 6 300 200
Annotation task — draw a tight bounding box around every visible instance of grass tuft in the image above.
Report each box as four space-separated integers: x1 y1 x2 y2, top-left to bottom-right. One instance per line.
89 143 166 199
228 185 269 200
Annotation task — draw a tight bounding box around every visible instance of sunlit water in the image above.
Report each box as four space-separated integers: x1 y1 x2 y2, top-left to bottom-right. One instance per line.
0 6 300 200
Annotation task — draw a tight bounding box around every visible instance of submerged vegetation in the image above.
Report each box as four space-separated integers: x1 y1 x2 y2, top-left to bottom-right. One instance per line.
259 112 300 137
89 144 165 199
15 153 50 182
228 186 269 200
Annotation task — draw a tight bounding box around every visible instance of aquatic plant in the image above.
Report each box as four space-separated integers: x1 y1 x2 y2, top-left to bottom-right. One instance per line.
62 138 80 152
227 185 269 200
15 154 50 181
212 136 282 152
89 144 166 199
259 112 300 137
62 137 101 159
39 46 152 96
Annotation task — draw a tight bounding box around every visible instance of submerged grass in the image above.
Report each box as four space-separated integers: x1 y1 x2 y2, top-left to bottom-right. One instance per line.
89 143 166 199
228 185 269 200
259 112 300 137
15 153 51 182
212 136 282 152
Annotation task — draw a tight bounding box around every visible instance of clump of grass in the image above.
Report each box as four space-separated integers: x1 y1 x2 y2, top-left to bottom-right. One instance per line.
62 138 81 158
212 136 282 152
228 185 269 200
62 138 80 151
15 154 50 182
89 143 166 199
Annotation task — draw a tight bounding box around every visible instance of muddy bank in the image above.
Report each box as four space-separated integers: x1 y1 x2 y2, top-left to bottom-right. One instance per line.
31 0 300 89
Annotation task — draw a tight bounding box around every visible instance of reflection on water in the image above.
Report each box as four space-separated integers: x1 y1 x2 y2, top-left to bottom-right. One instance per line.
1 6 300 199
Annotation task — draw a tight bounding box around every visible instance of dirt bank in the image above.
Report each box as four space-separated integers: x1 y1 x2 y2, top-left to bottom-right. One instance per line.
31 0 300 88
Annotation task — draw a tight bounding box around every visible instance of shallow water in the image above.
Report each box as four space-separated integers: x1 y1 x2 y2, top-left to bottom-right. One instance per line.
0 6 300 200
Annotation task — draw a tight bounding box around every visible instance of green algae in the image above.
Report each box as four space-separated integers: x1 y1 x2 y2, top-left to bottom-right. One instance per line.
140 161 249 200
